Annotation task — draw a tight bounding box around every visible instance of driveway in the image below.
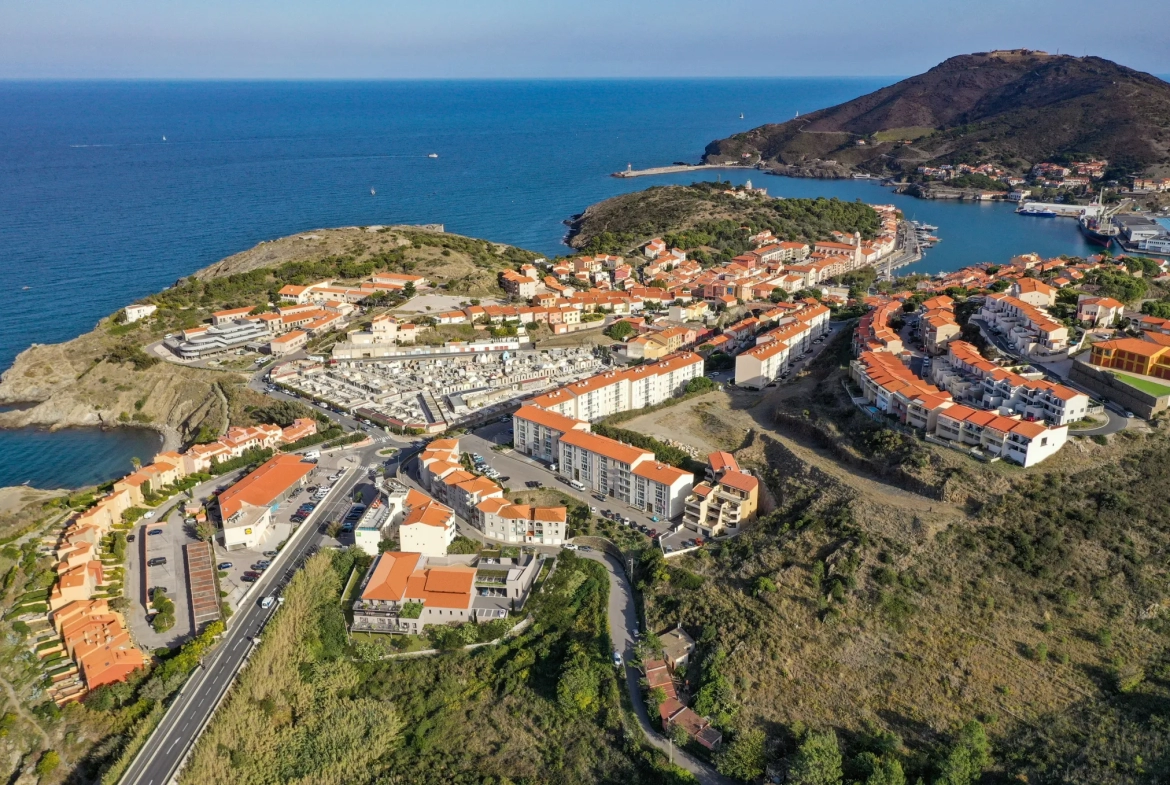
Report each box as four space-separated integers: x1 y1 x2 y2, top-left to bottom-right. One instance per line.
582 549 731 785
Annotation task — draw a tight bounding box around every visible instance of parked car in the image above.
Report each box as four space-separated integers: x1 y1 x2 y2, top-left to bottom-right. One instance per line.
264 551 278 558
612 651 623 668
563 543 579 551
525 480 541 489
126 534 135 542
649 515 660 522
217 562 233 570
142 511 154 519
243 570 260 579
147 557 167 567
148 529 163 536
240 574 258 583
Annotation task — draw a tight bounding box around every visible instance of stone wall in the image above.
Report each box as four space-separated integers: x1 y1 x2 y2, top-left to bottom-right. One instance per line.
1068 359 1169 419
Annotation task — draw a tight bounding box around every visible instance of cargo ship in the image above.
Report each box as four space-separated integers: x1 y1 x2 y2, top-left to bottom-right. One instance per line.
1077 213 1118 247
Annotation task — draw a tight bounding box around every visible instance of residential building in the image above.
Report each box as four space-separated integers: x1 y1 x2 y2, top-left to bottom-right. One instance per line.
168 319 271 359
557 431 693 518
978 293 1069 352
500 269 538 299
218 454 316 550
934 405 1068 467
1076 295 1124 327
351 550 541 634
123 304 157 323
682 461 759 538
1009 278 1057 307
475 499 567 545
512 405 591 463
399 492 458 556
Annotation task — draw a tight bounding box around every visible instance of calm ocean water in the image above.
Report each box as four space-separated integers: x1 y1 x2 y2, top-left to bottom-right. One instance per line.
0 79 1100 488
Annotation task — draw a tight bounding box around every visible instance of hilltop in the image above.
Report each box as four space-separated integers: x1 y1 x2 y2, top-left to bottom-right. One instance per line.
566 183 880 259
0 225 538 444
704 50 1170 178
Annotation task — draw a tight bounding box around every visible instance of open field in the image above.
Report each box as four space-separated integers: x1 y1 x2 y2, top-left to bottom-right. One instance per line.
1113 371 1170 397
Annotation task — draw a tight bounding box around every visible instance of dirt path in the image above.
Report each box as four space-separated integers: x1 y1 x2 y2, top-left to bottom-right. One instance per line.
0 674 51 752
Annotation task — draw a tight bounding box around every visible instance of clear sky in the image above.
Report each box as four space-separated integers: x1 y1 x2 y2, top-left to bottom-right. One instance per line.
3 0 1168 79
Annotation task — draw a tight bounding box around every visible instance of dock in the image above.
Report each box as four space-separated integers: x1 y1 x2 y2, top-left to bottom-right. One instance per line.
611 163 755 178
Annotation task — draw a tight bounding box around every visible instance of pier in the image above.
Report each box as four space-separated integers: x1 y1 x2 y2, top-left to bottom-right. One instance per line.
611 163 755 178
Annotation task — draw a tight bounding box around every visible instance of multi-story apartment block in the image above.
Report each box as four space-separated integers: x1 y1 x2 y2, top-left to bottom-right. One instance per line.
978 293 1068 352
557 430 693 519
527 353 704 422
512 405 591 463
682 452 759 538
475 499 567 545
1076 295 1124 327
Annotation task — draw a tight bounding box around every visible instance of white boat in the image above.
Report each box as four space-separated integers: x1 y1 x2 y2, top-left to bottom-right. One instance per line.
428 153 439 158
370 188 376 196
739 113 744 119
162 136 166 141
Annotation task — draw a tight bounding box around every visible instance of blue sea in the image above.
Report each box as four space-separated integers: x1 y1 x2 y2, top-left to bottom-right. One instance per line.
0 79 1101 488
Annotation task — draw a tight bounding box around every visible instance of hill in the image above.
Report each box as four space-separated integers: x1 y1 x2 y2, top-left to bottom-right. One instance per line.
0 225 539 446
704 50 1170 178
566 183 880 262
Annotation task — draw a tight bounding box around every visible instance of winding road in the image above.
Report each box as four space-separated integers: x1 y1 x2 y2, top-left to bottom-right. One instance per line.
583 550 732 785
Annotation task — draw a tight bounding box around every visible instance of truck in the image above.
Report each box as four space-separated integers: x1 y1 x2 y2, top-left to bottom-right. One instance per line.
304 450 320 461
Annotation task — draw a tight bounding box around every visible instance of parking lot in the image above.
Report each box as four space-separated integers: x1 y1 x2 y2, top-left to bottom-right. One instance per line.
455 424 672 542
214 455 359 609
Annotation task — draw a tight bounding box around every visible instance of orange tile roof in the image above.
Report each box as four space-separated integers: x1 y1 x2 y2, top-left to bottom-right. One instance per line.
361 552 423 601
405 566 475 608
718 470 759 493
218 454 314 520
513 405 587 432
403 496 454 528
708 451 739 473
632 462 692 486
559 430 650 466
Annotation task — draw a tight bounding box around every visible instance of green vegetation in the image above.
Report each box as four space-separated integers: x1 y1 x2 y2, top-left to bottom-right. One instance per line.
570 185 879 264
592 421 702 472
1112 371 1170 397
1083 267 1149 304
150 588 176 632
184 549 689 784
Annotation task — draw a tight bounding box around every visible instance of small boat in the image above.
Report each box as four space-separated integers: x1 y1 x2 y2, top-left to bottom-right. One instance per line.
162 136 166 141
428 153 439 158
739 113 744 119
21 286 30 290
370 188 376 196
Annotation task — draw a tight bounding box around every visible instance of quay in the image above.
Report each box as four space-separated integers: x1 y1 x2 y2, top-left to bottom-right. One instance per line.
612 163 755 178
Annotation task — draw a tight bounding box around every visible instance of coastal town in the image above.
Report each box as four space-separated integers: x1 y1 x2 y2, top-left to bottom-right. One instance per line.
2 47 1170 785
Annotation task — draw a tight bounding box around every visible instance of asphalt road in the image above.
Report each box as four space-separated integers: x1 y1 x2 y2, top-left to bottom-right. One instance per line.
583 550 731 785
118 459 368 785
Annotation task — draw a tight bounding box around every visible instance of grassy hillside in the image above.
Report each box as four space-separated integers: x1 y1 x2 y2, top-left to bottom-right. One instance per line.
705 51 1170 177
0 225 541 443
183 549 692 785
567 183 880 262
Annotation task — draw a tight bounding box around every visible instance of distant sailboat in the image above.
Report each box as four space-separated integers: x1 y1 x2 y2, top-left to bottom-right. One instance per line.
428 153 439 158
162 136 167 141
370 188 376 196
739 113 744 119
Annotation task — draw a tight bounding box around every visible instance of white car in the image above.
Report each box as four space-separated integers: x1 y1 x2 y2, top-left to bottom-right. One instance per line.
563 543 579 551
142 511 154 519
260 596 276 609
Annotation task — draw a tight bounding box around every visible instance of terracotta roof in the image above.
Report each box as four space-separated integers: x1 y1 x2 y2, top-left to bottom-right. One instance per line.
632 462 692 486
718 470 758 493
218 454 314 520
361 552 424 602
513 405 588 432
559 430 650 466
708 451 739 473
402 496 454 528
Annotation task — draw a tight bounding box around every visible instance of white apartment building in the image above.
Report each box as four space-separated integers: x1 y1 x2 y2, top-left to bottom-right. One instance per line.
934 405 1068 467
528 352 704 422
978 293 1069 353
735 339 790 389
398 493 457 557
475 499 567 545
557 430 693 519
512 405 591 463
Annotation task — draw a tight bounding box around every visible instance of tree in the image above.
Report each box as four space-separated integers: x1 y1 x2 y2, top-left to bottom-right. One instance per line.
35 750 60 777
110 532 127 561
403 281 416 298
604 320 637 341
934 720 990 785
788 729 843 785
769 287 790 303
752 576 777 597
194 520 217 542
326 520 344 540
684 376 716 395
557 661 600 715
855 752 905 785
671 722 691 748
717 728 767 781
131 456 142 471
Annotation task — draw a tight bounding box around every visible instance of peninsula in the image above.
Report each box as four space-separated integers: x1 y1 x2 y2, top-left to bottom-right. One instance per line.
703 50 1170 182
